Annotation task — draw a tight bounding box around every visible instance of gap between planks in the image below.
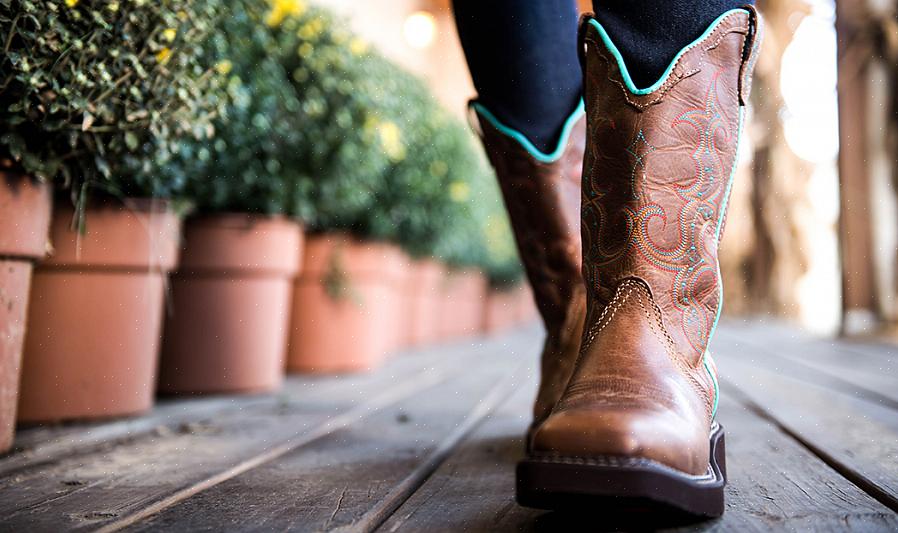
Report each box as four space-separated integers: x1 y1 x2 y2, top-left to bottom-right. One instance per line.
722 377 898 514
0 340 464 479
90 362 465 533
331 361 527 533
715 325 898 410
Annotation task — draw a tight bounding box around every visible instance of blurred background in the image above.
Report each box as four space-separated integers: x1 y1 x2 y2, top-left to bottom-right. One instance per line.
320 0 898 339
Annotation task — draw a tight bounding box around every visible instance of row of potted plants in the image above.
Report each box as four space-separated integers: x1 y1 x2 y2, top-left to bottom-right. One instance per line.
0 0 531 451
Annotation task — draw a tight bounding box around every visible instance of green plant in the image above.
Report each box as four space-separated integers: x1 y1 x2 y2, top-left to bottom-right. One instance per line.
0 0 223 204
162 0 308 216
268 2 392 232
266 1 523 283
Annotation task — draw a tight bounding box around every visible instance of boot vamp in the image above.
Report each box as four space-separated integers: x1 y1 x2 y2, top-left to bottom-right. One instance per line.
532 280 713 476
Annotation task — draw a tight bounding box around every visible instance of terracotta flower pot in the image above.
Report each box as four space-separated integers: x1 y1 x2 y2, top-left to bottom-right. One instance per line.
405 259 443 348
18 200 180 422
159 215 302 394
386 252 412 354
438 269 487 340
287 234 403 373
0 174 51 451
461 270 488 337
483 288 518 335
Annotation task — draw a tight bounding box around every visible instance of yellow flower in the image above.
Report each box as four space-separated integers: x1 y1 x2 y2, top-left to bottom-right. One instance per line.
449 181 470 202
266 0 307 27
377 121 405 162
298 18 324 40
349 37 368 56
64 0 79 7
429 160 448 177
297 42 313 58
107 1 119 12
155 47 172 64
162 28 177 42
215 59 233 75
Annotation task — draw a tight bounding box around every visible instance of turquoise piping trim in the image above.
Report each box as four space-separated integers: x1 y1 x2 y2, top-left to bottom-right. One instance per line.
704 355 720 418
586 8 749 95
708 106 744 343
704 105 745 420
472 99 585 164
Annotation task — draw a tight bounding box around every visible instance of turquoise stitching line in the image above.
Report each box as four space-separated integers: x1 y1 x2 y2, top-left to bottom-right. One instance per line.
625 130 655 198
708 106 744 342
704 355 720 418
472 99 585 164
704 105 745 420
586 9 749 95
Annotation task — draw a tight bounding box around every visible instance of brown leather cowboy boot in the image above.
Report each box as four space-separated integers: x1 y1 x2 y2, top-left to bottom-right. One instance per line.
517 6 763 517
473 102 587 429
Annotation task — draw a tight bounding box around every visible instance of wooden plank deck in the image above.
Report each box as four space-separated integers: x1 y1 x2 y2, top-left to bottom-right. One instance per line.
1 322 897 532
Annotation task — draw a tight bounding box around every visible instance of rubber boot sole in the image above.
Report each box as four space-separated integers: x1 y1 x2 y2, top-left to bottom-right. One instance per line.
516 423 726 518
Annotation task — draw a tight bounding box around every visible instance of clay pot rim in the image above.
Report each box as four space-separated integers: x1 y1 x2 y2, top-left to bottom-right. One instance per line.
44 200 181 271
185 212 301 229
177 214 303 277
0 174 51 260
58 195 175 214
302 231 407 279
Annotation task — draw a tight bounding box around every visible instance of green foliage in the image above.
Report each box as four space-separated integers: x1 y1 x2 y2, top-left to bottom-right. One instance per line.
265 4 523 281
0 0 223 202
162 0 308 216
0 0 524 283
269 3 392 232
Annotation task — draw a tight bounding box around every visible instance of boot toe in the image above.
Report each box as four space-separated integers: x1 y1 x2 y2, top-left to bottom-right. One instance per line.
530 408 710 476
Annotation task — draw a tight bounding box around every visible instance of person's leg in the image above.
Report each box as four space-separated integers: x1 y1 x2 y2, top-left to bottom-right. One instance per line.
518 3 763 517
452 0 581 153
591 0 755 88
452 0 587 430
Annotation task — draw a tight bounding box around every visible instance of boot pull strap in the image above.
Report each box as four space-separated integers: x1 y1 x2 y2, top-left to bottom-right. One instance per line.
738 4 764 106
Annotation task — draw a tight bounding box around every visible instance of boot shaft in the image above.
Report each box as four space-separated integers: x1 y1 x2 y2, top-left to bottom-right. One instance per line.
578 7 763 362
474 104 587 333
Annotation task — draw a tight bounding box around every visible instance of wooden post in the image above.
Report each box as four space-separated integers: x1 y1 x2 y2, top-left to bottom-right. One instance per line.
835 0 879 333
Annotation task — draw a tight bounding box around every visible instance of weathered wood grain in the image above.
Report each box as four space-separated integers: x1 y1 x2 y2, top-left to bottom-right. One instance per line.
0 332 536 532
126 344 531 531
716 336 898 512
1 337 478 479
3 323 898 532
381 370 898 531
378 370 540 532
715 323 898 407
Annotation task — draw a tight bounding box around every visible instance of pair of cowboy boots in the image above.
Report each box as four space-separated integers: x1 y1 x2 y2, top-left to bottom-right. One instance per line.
474 7 762 517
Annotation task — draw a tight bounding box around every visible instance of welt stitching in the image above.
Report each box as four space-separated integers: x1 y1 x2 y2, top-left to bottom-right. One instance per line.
529 454 716 480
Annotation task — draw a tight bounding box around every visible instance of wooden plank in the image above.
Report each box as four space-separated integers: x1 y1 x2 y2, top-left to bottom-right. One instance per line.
714 324 898 408
377 369 540 532
124 345 529 532
717 339 898 512
1 336 482 478
0 331 540 532
380 379 898 531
